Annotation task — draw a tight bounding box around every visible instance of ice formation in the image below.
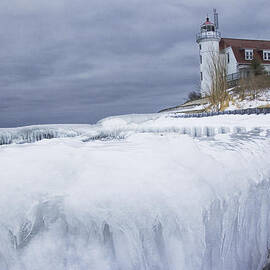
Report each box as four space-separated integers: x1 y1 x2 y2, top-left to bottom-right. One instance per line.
0 125 89 145
0 113 270 270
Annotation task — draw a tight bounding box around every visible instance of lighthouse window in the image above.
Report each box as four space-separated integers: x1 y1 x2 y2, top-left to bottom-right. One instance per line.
245 49 253 60
206 25 214 32
200 55 202 64
200 72 203 81
199 44 202 50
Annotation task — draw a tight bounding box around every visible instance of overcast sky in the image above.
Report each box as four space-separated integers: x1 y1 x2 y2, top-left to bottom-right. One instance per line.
0 0 270 127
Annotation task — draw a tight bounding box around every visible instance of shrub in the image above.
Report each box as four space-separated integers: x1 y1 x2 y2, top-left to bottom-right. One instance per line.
237 74 270 100
250 57 265 76
188 91 201 101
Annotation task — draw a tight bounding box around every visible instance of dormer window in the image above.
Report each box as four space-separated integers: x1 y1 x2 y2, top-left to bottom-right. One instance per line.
263 50 270 60
245 49 253 60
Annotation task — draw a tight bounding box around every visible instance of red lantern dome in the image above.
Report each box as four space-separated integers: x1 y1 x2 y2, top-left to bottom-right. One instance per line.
201 17 215 32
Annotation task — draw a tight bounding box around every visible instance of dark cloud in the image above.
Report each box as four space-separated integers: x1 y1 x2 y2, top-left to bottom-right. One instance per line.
0 0 269 127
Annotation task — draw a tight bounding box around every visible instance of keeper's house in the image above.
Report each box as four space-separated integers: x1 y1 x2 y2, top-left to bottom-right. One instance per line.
196 10 270 95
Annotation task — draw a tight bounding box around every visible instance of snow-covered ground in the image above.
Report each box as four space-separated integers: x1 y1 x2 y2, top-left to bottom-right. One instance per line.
1 113 270 270
168 89 270 114
226 89 270 111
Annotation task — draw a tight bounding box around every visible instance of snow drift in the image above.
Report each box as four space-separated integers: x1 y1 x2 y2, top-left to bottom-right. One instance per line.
0 113 270 270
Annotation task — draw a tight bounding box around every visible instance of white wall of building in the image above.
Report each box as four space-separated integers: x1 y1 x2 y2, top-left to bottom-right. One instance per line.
263 64 270 73
224 47 238 75
199 39 220 96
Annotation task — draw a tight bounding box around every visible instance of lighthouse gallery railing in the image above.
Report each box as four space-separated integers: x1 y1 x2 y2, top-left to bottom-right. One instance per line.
196 31 221 42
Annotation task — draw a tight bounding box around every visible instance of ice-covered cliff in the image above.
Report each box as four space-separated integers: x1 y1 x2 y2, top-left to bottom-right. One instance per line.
1 113 270 270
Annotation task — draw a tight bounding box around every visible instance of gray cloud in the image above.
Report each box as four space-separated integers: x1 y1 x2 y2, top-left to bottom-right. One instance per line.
0 0 269 127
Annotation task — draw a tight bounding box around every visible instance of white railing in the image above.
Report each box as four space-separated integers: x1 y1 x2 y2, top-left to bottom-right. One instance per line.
226 72 240 82
196 31 221 43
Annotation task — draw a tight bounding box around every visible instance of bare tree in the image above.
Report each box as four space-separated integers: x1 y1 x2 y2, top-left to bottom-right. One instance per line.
207 48 230 111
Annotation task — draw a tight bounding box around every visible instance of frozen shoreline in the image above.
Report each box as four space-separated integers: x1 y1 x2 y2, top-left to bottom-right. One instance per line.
1 113 270 145
1 113 270 269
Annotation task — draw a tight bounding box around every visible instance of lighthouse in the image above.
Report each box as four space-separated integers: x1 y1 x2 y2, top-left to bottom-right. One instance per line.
196 10 221 96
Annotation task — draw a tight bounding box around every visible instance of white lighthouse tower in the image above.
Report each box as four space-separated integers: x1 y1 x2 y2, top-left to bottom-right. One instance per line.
196 10 221 96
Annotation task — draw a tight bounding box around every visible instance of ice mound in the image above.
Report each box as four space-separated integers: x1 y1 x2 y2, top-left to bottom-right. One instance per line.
0 114 270 269
83 113 270 141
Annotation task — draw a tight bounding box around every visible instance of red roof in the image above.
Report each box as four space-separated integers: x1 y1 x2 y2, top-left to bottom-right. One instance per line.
202 17 214 26
203 20 214 25
220 38 270 64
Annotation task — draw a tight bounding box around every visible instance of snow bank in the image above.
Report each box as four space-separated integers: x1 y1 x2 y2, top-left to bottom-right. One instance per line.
0 114 270 269
226 89 270 111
